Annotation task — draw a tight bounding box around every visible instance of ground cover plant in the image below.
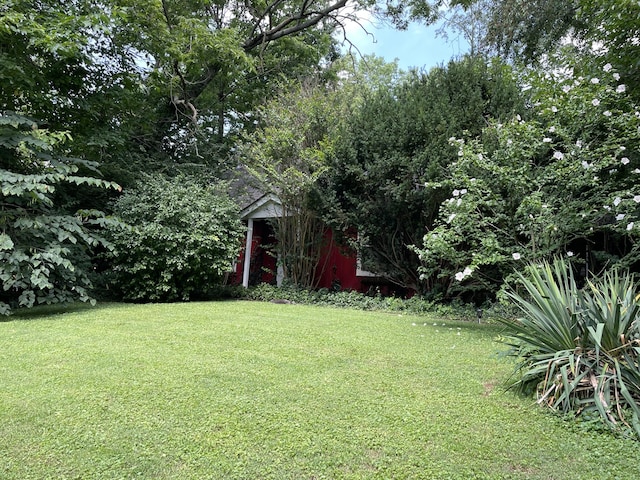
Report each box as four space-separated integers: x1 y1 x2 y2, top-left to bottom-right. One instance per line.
2 302 640 479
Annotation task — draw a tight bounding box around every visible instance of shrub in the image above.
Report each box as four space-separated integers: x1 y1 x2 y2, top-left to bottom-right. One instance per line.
106 174 244 302
500 258 640 439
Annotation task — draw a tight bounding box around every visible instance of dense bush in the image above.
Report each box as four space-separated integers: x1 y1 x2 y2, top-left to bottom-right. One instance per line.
106 175 244 302
501 258 640 439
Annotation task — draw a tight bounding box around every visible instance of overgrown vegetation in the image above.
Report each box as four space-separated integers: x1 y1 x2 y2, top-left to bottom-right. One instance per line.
500 258 640 439
323 56 524 294
415 50 639 302
3 0 639 310
240 80 339 288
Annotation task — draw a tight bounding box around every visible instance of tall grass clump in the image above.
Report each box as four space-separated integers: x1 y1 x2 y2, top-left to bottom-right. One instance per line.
501 258 640 439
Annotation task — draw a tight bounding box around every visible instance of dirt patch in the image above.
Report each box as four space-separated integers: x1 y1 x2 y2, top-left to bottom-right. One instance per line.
482 380 498 396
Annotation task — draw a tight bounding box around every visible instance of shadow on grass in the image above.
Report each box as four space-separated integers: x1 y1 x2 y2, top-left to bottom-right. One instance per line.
3 301 129 322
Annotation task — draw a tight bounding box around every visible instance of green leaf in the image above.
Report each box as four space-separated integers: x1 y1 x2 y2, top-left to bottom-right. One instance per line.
0 233 14 251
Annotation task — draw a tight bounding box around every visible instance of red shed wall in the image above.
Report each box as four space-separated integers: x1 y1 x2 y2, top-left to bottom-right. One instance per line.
314 229 363 291
232 225 367 291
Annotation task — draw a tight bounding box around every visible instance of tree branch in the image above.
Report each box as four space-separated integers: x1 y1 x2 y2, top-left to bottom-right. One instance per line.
243 0 348 51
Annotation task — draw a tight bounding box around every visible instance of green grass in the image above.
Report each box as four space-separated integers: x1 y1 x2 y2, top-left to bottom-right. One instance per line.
1 302 639 479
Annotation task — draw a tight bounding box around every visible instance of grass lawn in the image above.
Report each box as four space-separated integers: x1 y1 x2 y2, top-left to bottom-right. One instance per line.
1 301 639 479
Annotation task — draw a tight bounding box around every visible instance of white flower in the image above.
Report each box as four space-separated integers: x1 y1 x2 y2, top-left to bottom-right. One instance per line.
566 251 574 257
562 85 571 93
620 146 626 151
634 195 640 203
628 222 635 231
614 197 622 206
576 140 583 148
543 137 552 143
478 153 483 160
591 78 600 84
512 252 521 260
592 98 600 106
456 198 462 207
603 110 612 117
603 63 612 72
621 157 630 165
553 151 564 160
551 106 558 113
460 189 467 195
447 214 456 223
616 214 626 221
455 267 473 281
581 161 591 169
549 126 556 133
613 73 621 81
448 136 457 143
616 84 626 93
452 189 460 197
516 114 522 121
604 205 611 211
634 169 640 174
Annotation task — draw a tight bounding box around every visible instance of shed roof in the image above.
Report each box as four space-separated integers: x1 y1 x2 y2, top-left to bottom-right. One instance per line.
239 192 282 220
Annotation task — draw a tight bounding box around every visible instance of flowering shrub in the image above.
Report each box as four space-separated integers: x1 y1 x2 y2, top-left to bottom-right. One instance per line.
415 51 639 299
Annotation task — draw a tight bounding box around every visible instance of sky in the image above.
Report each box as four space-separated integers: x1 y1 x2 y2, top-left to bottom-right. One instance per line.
341 14 470 72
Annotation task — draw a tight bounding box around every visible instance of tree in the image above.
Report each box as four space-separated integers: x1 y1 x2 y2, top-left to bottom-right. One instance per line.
239 78 343 288
325 55 522 294
0 3 123 314
106 174 244 302
464 0 640 98
0 1 151 180
2 1 461 180
109 0 452 167
436 0 495 57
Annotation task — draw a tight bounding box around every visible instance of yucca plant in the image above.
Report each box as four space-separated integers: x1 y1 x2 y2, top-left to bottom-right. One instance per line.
501 258 640 439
